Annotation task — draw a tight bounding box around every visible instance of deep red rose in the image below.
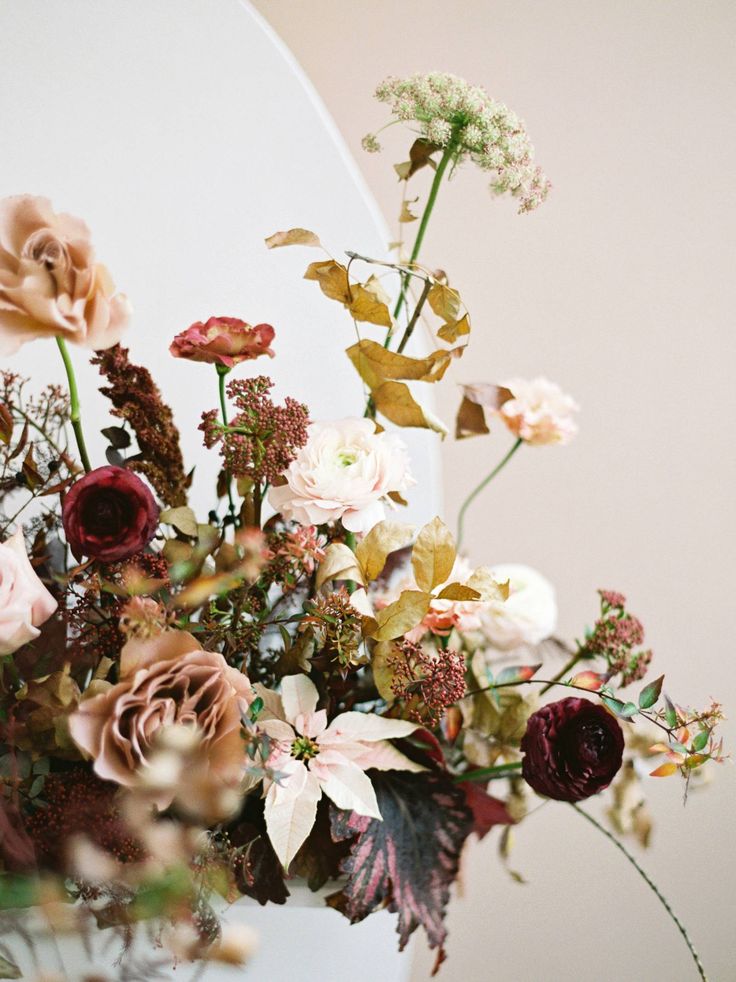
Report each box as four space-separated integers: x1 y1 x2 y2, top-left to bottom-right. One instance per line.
62 465 159 563
169 316 275 367
520 696 624 802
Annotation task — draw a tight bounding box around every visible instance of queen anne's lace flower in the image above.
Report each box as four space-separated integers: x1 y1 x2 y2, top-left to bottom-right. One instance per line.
364 73 551 213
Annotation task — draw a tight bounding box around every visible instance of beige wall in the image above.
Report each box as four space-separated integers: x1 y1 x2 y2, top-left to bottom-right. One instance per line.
252 3 735 979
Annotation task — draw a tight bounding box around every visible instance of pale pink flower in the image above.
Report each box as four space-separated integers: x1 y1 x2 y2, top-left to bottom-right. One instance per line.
498 377 579 446
268 418 415 534
169 316 274 368
0 195 130 355
258 674 421 867
0 528 57 655
479 563 557 649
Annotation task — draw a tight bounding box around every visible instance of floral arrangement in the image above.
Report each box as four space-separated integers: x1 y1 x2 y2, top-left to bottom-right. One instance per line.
0 73 724 979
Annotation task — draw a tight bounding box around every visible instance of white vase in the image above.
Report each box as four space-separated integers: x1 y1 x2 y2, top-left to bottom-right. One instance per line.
8 885 413 981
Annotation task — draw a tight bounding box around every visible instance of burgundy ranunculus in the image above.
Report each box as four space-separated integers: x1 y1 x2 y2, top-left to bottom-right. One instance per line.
62 466 159 563
520 696 624 802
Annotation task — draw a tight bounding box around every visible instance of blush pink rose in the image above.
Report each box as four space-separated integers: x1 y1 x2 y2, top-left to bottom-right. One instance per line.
169 317 275 368
0 195 130 355
67 631 254 806
0 528 58 656
498 377 579 446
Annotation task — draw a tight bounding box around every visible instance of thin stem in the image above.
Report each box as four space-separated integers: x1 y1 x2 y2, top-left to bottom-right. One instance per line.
396 276 434 355
388 142 456 342
540 650 585 694
55 337 91 473
344 529 357 595
571 804 708 981
455 762 523 783
456 438 523 549
216 366 237 525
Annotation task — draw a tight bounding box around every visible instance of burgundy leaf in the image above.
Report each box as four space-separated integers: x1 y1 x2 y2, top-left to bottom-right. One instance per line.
458 782 514 840
328 769 473 961
230 822 289 905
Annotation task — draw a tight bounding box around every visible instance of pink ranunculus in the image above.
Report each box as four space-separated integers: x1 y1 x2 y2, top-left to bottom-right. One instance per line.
169 317 275 368
0 528 58 656
498 377 579 446
267 418 415 535
0 195 130 355
67 631 254 806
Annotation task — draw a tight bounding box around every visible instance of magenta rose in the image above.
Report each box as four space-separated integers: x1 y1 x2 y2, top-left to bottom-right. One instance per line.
62 466 159 563
520 697 624 802
169 316 275 368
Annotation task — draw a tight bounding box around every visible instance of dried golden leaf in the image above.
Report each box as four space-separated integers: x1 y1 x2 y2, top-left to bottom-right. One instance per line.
315 542 365 591
348 284 392 328
265 228 322 249
173 572 243 609
22 446 43 490
650 762 678 778
395 139 440 181
436 582 481 601
372 381 448 436
428 283 461 322
355 520 415 582
456 396 490 439
304 259 351 303
399 199 419 223
0 404 13 444
346 339 453 390
411 516 456 593
361 274 392 307
371 640 397 702
394 160 412 181
160 506 198 538
466 566 509 602
388 489 409 507
437 313 471 344
371 589 431 641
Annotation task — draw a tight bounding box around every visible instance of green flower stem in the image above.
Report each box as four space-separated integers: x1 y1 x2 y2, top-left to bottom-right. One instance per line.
396 276 434 355
55 337 91 473
456 438 523 550
216 365 237 524
571 804 708 981
454 762 523 782
344 529 357 595
386 140 456 346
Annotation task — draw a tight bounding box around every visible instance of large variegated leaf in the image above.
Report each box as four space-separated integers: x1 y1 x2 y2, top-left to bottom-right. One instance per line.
327 770 473 960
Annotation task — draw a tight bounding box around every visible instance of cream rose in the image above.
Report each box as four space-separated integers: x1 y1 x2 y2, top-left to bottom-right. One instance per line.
68 631 254 806
480 563 557 649
0 195 130 355
267 417 415 534
499 377 579 446
0 528 58 655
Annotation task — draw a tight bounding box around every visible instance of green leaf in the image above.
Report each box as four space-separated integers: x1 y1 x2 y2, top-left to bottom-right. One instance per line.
691 730 709 753
249 697 265 722
663 694 678 728
669 739 689 754
638 674 664 710
620 702 639 718
601 695 625 715
495 664 542 686
0 955 21 979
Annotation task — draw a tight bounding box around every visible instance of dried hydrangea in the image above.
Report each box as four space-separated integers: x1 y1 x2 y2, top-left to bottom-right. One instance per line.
364 72 551 213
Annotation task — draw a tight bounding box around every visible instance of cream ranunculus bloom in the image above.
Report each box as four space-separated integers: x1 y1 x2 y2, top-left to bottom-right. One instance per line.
479 563 557 650
498 377 579 446
0 195 130 355
0 528 58 655
267 417 415 534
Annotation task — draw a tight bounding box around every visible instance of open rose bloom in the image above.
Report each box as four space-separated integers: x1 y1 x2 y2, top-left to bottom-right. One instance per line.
0 195 130 354
170 316 275 367
257 674 422 867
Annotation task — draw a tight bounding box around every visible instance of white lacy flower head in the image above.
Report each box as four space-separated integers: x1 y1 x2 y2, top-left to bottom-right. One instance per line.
479 563 557 650
257 674 422 868
499 377 579 446
363 73 551 213
267 417 415 534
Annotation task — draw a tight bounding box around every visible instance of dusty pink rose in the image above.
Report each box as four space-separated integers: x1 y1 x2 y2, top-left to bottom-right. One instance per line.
498 377 579 446
0 195 130 355
67 631 254 806
0 528 57 655
169 317 275 367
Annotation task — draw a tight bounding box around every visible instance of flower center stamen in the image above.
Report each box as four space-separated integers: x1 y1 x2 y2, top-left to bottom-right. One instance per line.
290 736 319 761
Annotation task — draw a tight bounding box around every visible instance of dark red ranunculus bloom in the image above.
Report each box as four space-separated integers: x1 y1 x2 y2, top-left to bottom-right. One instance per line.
62 465 159 563
520 696 624 802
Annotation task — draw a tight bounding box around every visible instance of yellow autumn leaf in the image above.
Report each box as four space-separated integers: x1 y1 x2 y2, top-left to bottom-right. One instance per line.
372 381 448 436
265 228 322 249
304 259 351 302
348 284 392 328
346 339 453 390
412 516 456 593
371 640 398 702
650 762 678 778
399 198 419 223
467 566 510 602
436 582 481 601
160 506 199 538
456 395 490 439
371 589 431 641
315 542 365 592
354 520 415 582
428 283 461 321
437 313 471 344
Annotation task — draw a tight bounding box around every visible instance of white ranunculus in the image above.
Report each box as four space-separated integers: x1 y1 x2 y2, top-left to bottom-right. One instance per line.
480 563 557 649
267 417 415 534
499 377 579 446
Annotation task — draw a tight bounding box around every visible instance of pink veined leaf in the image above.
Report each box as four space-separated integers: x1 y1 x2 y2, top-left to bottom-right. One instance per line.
327 769 473 962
